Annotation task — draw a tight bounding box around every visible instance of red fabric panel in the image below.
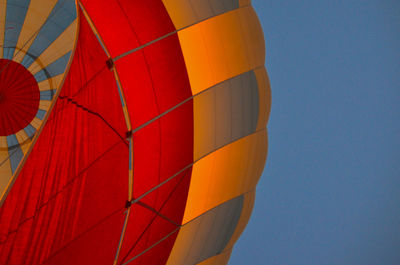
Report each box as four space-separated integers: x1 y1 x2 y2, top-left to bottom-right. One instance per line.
115 33 194 197
119 204 177 264
140 167 193 225
131 100 193 197
116 34 192 128
0 13 128 264
42 210 126 265
1 1 196 263
0 59 39 136
79 0 175 57
92 2 194 261
126 230 179 265
115 34 194 261
118 167 192 264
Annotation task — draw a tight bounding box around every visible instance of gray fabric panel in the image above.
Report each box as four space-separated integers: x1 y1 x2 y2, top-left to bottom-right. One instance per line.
195 70 259 160
3 0 31 59
190 0 239 22
6 135 23 174
230 71 259 140
181 195 244 265
24 124 36 138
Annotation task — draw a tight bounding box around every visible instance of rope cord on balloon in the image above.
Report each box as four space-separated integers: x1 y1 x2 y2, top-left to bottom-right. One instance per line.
119 165 188 263
77 0 132 132
77 3 136 264
57 95 128 144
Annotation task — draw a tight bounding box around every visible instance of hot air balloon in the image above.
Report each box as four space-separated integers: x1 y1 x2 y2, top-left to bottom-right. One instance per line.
0 0 271 264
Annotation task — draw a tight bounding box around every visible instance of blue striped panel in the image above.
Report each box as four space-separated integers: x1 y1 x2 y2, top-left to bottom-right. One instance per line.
6 135 23 174
8 146 23 174
34 51 71 82
3 0 31 59
35 109 46 120
40 90 55 100
6 134 18 147
21 0 76 68
24 124 36 138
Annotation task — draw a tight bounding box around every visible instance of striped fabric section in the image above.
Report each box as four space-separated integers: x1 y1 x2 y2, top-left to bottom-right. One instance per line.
2 0 31 59
0 0 77 203
0 1 270 265
163 2 270 264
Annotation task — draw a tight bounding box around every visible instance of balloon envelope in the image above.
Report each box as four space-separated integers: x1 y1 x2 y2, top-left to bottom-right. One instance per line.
0 0 270 264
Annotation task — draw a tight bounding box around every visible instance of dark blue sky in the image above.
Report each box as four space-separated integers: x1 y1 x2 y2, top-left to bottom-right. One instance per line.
230 1 400 264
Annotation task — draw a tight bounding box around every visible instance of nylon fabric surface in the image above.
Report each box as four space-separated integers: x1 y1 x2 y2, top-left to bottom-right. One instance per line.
0 12 128 264
0 0 269 264
0 0 78 202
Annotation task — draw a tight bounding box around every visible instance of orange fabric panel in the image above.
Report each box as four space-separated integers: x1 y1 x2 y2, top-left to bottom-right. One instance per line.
183 129 268 223
177 6 265 95
161 0 201 29
255 67 272 130
196 249 233 265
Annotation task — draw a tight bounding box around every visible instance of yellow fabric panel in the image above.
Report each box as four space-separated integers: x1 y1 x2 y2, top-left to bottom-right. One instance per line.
30 117 42 129
255 67 272 130
15 130 28 146
39 100 52 110
0 136 7 149
28 20 77 75
13 0 58 61
0 137 12 199
161 0 198 29
183 129 268 224
0 159 12 200
19 141 32 156
196 249 233 265
15 131 32 156
177 6 265 95
0 0 6 58
38 74 63 91
225 191 256 250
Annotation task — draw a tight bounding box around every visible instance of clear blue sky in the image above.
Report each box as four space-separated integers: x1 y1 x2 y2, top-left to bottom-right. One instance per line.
230 1 400 264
